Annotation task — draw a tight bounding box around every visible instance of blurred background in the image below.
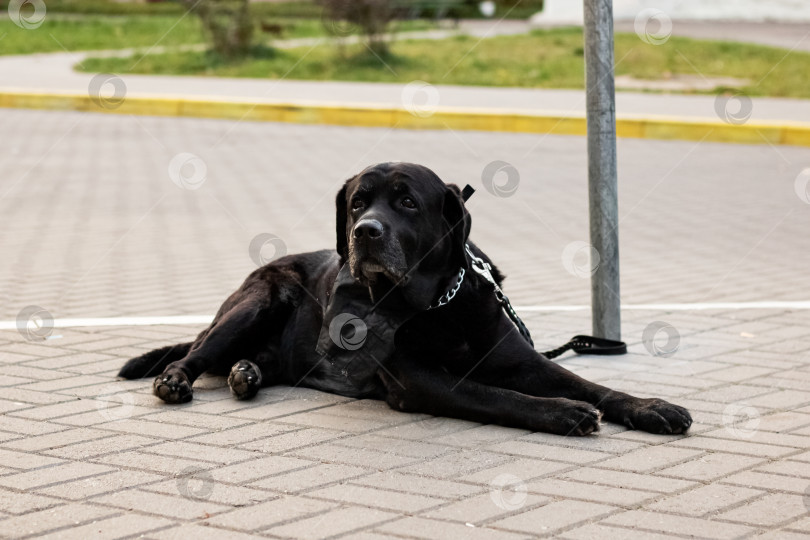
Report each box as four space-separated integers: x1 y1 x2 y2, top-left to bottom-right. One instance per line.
2 0 809 328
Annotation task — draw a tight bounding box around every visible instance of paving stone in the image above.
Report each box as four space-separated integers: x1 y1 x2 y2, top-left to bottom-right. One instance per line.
376 516 527 540
0 488 62 515
151 523 268 540
238 427 348 454
400 450 511 479
212 455 315 484
92 488 231 520
560 522 688 540
251 463 371 494
459 458 574 484
186 423 298 446
669 435 797 458
97 419 206 439
291 444 420 470
0 447 65 470
424 492 551 525
353 472 484 500
720 470 810 494
264 506 399 539
490 499 617 534
594 445 704 473
36 513 175 540
558 467 697 494
42 434 156 460
97 450 215 476
2 428 113 452
0 461 114 490
308 484 446 513
333 433 452 459
656 452 766 481
601 510 756 539
141 441 259 465
486 440 612 464
644 483 764 516
205 496 334 532
37 469 166 500
715 492 809 527
0 503 117 538
524 478 658 507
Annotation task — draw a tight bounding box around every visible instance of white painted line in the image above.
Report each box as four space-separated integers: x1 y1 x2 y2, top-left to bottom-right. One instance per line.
1 300 809 330
0 315 214 330
514 301 810 312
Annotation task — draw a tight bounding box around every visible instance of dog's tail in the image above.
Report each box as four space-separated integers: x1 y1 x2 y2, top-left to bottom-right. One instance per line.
118 342 193 379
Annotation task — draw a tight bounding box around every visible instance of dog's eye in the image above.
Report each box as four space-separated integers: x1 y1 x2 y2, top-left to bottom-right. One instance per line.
351 199 365 210
401 197 417 209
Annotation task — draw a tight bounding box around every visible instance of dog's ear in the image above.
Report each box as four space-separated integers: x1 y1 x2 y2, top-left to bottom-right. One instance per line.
335 183 349 261
443 184 472 270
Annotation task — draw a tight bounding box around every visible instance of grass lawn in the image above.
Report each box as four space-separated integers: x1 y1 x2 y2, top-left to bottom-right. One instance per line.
0 12 433 56
79 28 810 99
0 15 204 55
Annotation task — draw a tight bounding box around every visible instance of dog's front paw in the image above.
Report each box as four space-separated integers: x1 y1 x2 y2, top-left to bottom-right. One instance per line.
621 398 692 434
153 371 193 404
227 360 263 400
545 399 602 437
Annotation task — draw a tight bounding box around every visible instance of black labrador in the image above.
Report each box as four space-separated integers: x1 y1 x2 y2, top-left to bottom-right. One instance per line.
119 162 691 436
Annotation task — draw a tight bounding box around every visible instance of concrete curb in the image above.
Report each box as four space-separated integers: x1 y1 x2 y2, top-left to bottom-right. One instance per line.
2 89 810 147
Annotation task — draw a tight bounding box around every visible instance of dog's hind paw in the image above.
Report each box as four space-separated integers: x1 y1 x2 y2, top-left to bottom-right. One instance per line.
153 371 193 404
228 360 263 400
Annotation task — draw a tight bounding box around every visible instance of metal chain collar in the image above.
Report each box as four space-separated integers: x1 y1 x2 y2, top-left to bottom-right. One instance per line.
427 267 466 310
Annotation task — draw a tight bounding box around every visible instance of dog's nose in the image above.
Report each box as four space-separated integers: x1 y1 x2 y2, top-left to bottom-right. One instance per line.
353 219 384 240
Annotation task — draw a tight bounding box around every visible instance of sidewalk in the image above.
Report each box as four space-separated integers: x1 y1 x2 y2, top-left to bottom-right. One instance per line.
1 109 809 538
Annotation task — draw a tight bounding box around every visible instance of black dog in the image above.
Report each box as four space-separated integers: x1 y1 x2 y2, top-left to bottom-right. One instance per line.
119 162 691 436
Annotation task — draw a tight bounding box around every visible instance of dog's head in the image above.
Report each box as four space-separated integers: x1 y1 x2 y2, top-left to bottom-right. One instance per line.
335 162 471 309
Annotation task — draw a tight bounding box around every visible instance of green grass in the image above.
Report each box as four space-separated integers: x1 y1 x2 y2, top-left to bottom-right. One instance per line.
0 0 323 17
0 15 204 55
0 11 435 56
78 28 810 98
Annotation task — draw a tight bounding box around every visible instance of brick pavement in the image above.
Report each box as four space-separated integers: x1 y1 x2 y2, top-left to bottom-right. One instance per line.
1 109 810 538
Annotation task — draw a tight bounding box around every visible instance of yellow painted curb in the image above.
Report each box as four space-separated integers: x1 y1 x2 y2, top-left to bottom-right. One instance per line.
2 89 810 147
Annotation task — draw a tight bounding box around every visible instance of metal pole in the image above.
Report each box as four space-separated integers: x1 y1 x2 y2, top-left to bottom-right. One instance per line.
583 0 621 340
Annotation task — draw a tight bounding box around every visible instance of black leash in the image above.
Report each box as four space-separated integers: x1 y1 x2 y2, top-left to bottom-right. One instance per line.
460 184 627 360
541 335 627 359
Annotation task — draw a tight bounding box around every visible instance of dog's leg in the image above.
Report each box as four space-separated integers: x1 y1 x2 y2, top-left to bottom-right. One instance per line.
153 300 278 404
227 348 280 400
472 318 692 434
378 362 601 436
